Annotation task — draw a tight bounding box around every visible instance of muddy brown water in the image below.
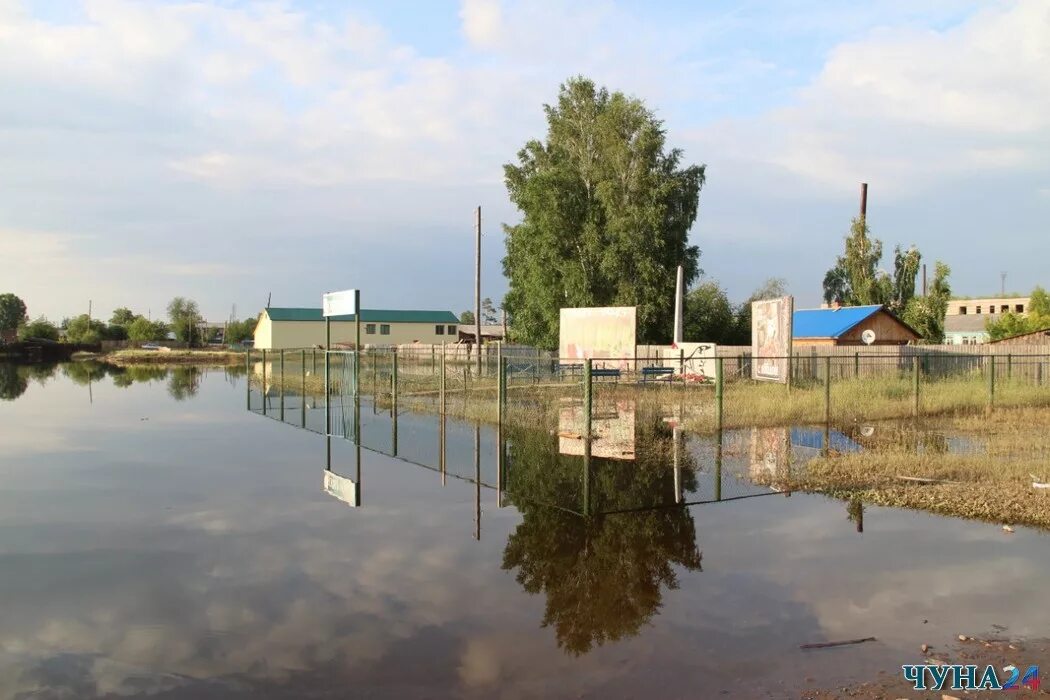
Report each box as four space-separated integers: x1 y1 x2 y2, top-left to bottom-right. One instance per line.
0 362 1047 699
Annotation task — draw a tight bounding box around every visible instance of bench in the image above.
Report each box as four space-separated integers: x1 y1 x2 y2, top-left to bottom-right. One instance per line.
555 363 582 377
641 366 675 383
590 368 621 381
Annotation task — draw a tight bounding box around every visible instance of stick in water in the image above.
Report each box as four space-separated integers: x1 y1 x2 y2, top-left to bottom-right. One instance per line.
800 637 877 650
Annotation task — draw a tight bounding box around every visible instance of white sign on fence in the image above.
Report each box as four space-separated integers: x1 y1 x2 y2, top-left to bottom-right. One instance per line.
665 342 719 381
322 289 358 317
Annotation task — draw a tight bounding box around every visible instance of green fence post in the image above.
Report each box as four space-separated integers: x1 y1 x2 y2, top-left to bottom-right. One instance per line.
715 357 724 431
1007 353 1012 381
714 429 723 502
854 351 859 379
279 350 285 421
301 349 307 427
324 349 330 434
912 355 920 417
1038 356 1044 387
391 349 399 455
498 356 507 430
245 349 251 410
583 358 593 439
823 356 831 424
440 343 447 415
431 344 436 374
988 355 996 409
679 347 685 380
261 349 267 416
786 352 793 393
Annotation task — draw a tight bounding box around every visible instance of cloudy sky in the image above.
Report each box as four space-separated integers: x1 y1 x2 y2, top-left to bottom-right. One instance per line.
1 0 1048 323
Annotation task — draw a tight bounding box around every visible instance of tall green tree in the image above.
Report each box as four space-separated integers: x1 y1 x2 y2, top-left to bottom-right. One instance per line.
110 307 137 327
225 317 257 344
890 245 922 314
682 281 737 345
127 316 168 342
167 297 202 345
459 310 475 325
902 262 951 342
65 314 107 344
0 293 27 333
503 77 705 348
823 217 888 305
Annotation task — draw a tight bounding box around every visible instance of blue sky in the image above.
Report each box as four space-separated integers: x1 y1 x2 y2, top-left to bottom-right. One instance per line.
1 0 1047 323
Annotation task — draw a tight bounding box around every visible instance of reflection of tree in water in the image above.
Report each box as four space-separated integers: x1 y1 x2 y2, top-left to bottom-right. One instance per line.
61 361 115 386
501 417 703 656
0 363 28 400
167 367 202 401
112 365 170 388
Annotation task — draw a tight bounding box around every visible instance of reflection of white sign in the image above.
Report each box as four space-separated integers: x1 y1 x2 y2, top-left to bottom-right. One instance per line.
558 399 636 460
323 470 359 507
322 289 358 317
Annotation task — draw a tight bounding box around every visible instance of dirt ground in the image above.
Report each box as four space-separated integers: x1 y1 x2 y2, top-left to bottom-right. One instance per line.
801 634 1048 698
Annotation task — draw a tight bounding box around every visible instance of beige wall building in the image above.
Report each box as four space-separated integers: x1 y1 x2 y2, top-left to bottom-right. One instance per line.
253 307 460 350
944 296 1031 345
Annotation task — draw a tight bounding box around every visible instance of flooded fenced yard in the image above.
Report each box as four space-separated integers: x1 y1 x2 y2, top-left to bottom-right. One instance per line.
1 358 1048 698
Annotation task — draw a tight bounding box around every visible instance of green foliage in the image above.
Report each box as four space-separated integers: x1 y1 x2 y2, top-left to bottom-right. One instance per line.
503 76 705 348
167 297 202 345
683 281 739 345
168 367 202 400
127 316 168 342
902 262 951 342
0 293 28 332
1029 286 1050 318
890 245 922 313
459 310 475 324
18 316 60 342
225 317 257 344
64 314 107 344
110 307 137 327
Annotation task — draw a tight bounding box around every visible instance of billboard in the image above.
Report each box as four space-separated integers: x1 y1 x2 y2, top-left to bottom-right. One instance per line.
751 296 793 383
559 307 636 370
322 289 358 317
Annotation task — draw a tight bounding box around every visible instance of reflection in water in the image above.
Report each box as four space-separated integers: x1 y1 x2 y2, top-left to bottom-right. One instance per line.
167 367 202 401
502 418 703 656
0 362 28 400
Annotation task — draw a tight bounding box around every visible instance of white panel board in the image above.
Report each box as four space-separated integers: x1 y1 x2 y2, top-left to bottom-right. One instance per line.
322 289 358 317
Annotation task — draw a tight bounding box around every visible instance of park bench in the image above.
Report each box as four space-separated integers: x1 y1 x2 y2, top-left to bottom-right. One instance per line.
590 368 622 382
641 366 675 383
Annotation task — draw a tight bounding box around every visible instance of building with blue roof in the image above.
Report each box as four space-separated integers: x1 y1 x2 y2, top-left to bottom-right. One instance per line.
793 304 919 346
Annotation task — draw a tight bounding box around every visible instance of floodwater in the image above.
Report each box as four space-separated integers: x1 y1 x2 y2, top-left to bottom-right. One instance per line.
1 362 1048 699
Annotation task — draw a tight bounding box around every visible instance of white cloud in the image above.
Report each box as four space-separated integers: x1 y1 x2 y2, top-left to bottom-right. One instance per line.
460 0 504 49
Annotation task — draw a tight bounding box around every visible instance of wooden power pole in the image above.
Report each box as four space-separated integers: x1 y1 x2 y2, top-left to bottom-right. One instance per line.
475 206 482 376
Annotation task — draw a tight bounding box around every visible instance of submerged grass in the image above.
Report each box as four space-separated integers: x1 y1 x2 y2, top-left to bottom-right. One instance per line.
779 408 1050 529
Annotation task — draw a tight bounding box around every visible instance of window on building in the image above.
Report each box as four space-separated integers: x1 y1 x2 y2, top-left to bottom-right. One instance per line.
365 323 376 335
1001 304 1009 313
435 325 445 335
1016 304 1024 313
447 325 456 335
959 306 967 315
976 306 982 314
380 324 390 335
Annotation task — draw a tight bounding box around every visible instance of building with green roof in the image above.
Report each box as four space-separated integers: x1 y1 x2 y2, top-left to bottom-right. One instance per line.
253 307 460 349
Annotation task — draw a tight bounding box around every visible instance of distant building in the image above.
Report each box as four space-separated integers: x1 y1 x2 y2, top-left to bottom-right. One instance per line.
253 307 459 350
944 295 1031 345
793 305 919 346
457 324 507 343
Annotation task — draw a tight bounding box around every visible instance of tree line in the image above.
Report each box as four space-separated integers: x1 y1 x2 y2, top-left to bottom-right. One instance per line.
0 294 256 346
986 287 1050 340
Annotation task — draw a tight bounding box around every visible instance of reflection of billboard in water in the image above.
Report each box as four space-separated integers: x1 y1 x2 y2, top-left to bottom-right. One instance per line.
751 297 793 383
323 470 359 507
749 427 789 484
559 399 636 460
559 307 636 370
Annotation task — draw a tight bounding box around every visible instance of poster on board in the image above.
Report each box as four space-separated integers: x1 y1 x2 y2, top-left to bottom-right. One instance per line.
751 296 793 383
559 307 636 371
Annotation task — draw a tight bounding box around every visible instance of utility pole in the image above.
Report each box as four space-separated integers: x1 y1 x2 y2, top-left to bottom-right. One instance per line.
922 264 927 297
88 299 92 319
474 206 482 376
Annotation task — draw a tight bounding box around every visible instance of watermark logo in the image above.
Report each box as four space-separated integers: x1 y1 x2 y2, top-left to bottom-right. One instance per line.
902 663 1039 691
